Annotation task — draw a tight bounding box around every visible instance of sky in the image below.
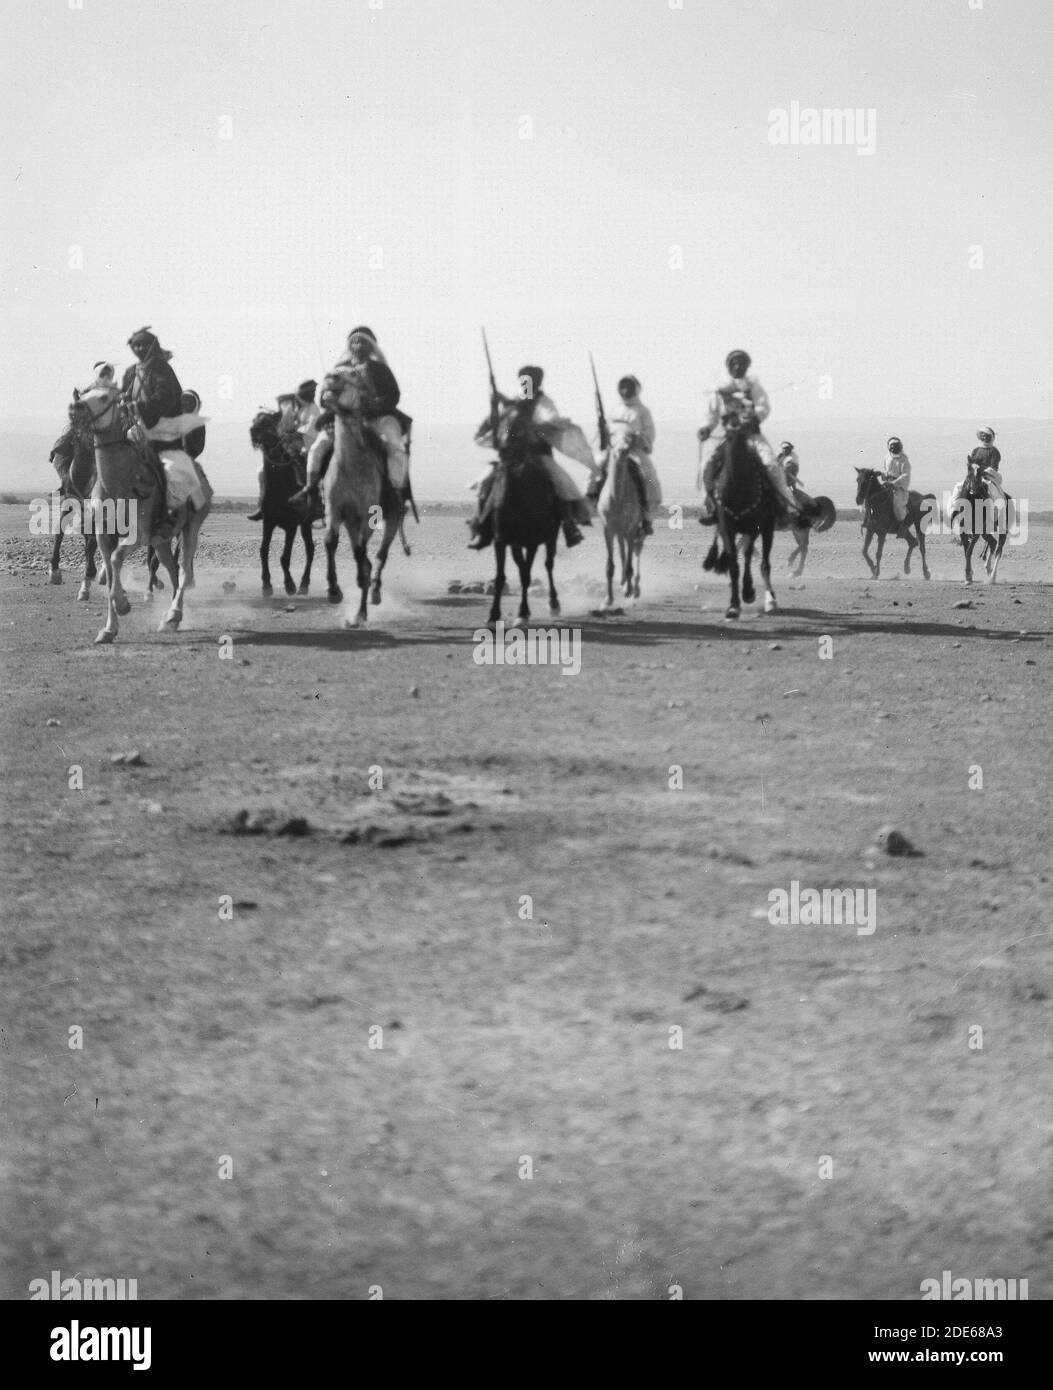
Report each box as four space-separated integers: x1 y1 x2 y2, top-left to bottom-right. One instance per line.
2 0 1051 472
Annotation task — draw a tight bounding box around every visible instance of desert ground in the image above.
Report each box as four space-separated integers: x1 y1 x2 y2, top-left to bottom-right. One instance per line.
2 502 1051 1300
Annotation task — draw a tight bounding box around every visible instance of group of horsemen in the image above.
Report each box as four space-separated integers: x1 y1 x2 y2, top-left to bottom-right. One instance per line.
52 331 1008 545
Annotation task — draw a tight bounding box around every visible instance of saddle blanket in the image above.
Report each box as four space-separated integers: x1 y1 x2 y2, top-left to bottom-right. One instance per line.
162 451 212 510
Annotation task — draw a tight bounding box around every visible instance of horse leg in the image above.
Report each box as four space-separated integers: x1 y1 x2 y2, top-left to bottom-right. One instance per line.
761 524 777 612
632 537 642 599
873 532 885 579
916 522 931 580
261 519 274 595
50 529 64 584
154 539 183 630
862 527 878 579
298 523 314 594
741 533 757 605
369 514 399 607
488 542 507 627
347 530 370 627
279 525 297 595
78 534 97 601
325 525 342 603
94 535 129 644
622 535 634 598
604 529 616 609
546 535 559 615
793 528 808 578
723 521 741 619
512 544 534 625
963 536 975 584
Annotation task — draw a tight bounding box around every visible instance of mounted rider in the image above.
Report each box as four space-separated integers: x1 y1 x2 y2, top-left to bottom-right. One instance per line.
121 327 210 532
292 327 412 512
697 350 800 524
586 375 661 536
248 381 320 520
467 364 598 550
952 426 1006 512
882 435 911 537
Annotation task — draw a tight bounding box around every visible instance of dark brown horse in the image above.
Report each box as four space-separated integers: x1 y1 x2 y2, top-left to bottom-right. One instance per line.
702 414 780 619
950 459 1011 584
484 414 561 629
248 410 316 596
854 467 934 580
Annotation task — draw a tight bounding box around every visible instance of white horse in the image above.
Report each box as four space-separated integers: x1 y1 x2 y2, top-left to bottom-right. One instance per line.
72 387 210 644
597 422 650 609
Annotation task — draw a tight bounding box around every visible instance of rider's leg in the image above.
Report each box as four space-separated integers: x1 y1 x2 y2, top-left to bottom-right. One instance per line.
699 443 724 523
628 456 654 535
247 464 266 521
291 433 333 504
541 456 587 545
467 467 497 549
892 488 909 537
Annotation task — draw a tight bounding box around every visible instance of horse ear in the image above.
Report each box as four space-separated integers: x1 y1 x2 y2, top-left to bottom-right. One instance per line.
73 387 81 401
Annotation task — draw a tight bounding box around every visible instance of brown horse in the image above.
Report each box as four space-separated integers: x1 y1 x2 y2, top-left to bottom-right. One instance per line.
320 371 408 627
479 404 562 629
72 387 210 644
702 413 780 619
854 467 933 581
248 410 316 596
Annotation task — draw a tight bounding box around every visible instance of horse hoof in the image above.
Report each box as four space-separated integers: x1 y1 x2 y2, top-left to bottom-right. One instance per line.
725 606 740 620
370 587 382 606
764 595 778 613
143 590 154 603
152 578 165 592
94 630 115 645
77 587 90 602
262 585 274 597
344 616 366 630
297 584 309 596
49 571 62 585
549 601 560 616
327 588 343 604
161 615 182 631
284 581 296 596
116 597 131 616
509 616 526 630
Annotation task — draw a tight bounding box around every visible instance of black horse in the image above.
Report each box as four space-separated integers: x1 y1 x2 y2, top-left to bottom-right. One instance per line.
854 468 934 580
702 413 781 619
951 459 1011 585
248 410 317 596
484 420 561 629
48 404 99 600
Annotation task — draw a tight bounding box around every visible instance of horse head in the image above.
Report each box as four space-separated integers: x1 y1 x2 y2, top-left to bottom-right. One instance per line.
71 383 123 438
854 467 881 506
321 369 369 421
249 408 282 450
607 420 636 459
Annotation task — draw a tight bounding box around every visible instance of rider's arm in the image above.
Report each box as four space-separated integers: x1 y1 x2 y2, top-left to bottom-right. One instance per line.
748 375 771 423
636 404 656 453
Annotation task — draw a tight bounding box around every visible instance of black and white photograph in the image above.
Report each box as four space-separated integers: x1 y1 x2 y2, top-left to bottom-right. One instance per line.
2 0 1050 1342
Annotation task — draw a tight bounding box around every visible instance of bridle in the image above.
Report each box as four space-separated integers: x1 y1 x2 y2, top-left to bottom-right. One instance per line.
714 416 764 522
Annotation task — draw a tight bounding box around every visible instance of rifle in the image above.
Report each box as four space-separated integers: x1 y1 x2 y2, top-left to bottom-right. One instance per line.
589 352 610 453
481 327 500 449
